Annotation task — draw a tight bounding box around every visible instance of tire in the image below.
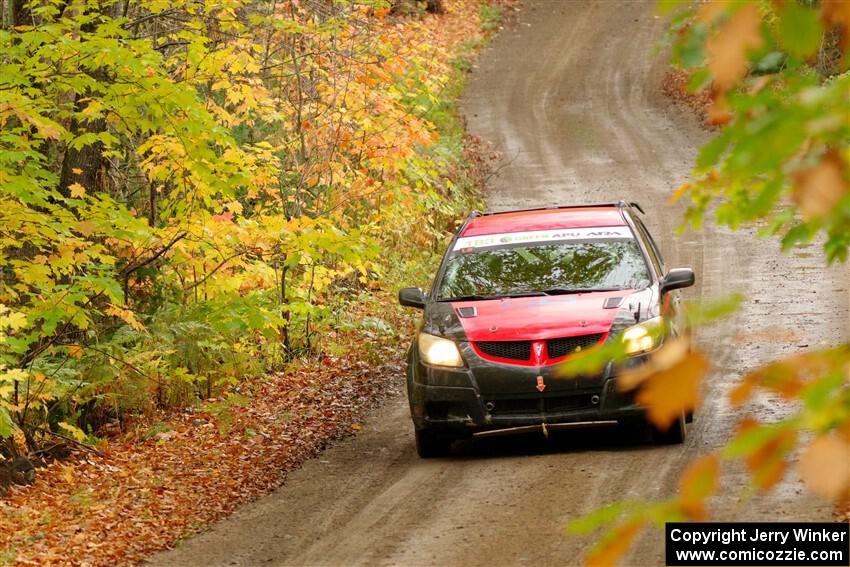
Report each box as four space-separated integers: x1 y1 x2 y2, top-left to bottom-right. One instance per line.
651 413 686 444
415 429 453 458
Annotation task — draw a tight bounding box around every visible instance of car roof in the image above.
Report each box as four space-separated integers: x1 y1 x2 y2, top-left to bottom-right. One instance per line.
461 206 627 237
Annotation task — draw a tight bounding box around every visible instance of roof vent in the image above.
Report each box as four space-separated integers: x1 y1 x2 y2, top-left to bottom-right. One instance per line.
603 297 623 309
457 306 477 318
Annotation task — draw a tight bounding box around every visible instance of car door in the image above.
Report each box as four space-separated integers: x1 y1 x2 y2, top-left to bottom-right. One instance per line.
631 215 687 337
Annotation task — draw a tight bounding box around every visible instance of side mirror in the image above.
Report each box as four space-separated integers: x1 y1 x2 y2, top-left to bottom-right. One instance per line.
661 268 695 293
399 287 426 309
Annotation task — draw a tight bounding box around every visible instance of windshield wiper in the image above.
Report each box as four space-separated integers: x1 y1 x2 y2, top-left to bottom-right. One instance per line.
441 290 549 301
501 290 548 298
438 288 620 301
540 287 622 295
437 294 491 302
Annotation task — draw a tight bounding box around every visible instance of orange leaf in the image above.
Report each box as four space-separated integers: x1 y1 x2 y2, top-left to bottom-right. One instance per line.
60 464 75 484
798 433 850 501
738 419 797 492
374 6 389 20
619 339 709 430
822 0 850 51
67 345 84 359
679 455 720 520
669 182 690 204
740 349 841 402
792 151 849 220
707 91 732 126
584 519 645 567
105 304 144 331
706 4 763 92
728 373 756 406
696 0 731 24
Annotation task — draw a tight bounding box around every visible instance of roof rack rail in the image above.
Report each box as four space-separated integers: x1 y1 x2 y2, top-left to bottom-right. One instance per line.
475 200 644 216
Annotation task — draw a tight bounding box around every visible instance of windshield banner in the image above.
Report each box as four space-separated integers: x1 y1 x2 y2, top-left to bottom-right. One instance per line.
453 226 633 251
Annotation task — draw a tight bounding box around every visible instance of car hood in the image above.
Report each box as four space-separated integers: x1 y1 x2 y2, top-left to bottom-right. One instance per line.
449 290 634 342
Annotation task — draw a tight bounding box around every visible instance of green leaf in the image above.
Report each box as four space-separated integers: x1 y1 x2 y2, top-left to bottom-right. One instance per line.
724 420 797 459
754 51 785 74
565 500 646 535
684 293 744 327
695 133 729 172
777 2 822 60
676 24 706 68
58 421 87 442
0 407 15 438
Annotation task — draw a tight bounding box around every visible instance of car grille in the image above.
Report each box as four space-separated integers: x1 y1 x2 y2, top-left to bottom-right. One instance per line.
475 340 532 361
546 333 604 358
486 394 595 416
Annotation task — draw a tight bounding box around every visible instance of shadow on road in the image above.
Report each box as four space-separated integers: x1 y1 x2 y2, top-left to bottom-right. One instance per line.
447 423 661 460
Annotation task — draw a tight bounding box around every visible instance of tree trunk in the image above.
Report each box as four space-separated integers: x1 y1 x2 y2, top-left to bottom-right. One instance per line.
425 0 445 14
11 0 30 27
58 112 106 198
279 263 292 359
57 1 127 198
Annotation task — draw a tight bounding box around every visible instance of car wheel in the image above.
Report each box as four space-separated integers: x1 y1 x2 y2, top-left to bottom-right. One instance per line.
415 429 453 458
651 413 686 444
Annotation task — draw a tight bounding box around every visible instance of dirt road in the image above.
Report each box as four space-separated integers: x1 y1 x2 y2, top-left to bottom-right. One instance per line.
151 1 848 565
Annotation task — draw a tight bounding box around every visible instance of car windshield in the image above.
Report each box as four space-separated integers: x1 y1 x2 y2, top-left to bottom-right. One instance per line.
437 239 650 300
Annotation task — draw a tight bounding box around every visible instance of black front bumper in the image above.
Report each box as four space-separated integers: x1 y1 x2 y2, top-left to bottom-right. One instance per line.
406 342 646 432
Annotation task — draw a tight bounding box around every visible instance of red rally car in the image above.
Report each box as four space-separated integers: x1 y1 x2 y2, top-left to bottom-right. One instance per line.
399 201 696 457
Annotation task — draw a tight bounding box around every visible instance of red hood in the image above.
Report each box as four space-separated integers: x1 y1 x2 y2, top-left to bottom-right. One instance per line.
451 291 628 342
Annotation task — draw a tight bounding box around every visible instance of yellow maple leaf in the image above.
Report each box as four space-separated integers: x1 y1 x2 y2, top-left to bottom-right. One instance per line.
68 182 86 198
0 308 28 331
225 200 244 215
58 421 86 442
76 220 97 236
105 305 144 331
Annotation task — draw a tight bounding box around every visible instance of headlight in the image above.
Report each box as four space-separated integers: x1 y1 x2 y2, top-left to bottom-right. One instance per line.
621 316 664 356
418 332 464 368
